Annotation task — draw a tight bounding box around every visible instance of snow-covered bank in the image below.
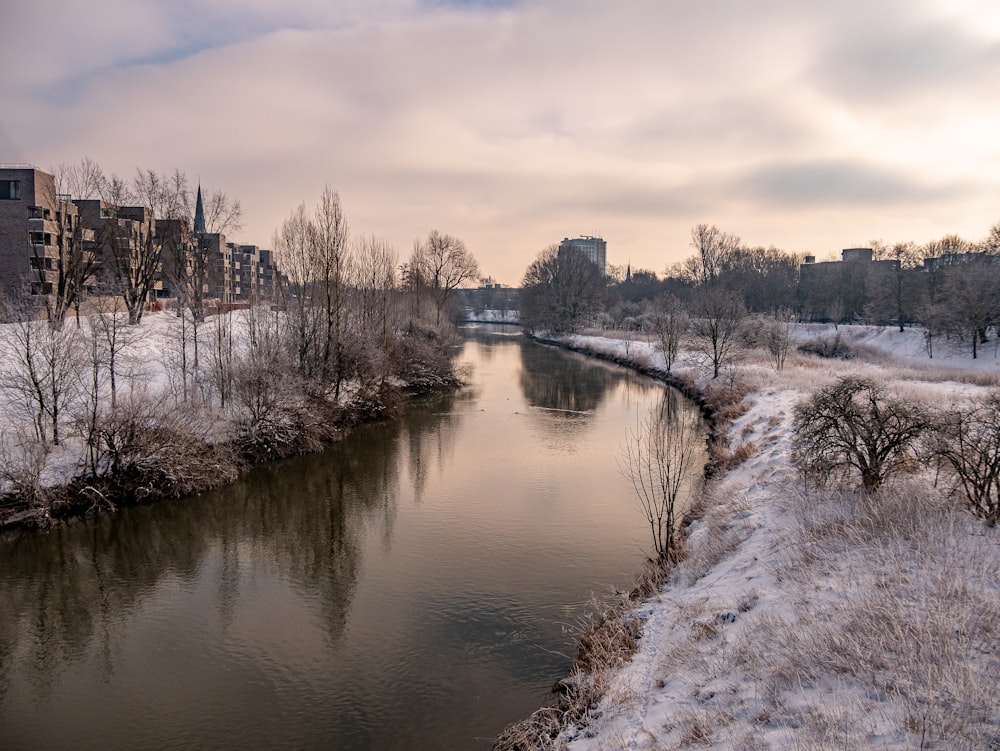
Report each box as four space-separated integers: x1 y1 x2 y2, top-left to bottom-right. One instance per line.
508 325 1000 751
465 308 521 324
0 309 462 531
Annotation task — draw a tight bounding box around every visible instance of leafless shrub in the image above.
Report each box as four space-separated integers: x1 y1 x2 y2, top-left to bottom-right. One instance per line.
796 332 856 360
792 376 928 493
702 380 750 423
711 440 757 473
930 390 1000 524
620 392 704 561
88 394 238 500
0 425 50 509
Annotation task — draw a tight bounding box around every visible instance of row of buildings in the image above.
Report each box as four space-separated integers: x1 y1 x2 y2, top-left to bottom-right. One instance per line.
0 164 283 313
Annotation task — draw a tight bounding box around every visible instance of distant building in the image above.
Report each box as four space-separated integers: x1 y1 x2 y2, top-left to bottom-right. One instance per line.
0 165 90 300
75 198 158 297
559 236 607 275
922 251 1000 272
799 248 899 323
229 243 280 303
0 164 283 313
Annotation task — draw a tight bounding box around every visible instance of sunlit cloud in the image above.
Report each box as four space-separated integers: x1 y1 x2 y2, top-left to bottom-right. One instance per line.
2 0 999 282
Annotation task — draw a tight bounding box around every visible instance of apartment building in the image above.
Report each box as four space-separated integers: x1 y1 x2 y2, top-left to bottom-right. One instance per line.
0 165 95 301
0 164 282 313
559 235 607 275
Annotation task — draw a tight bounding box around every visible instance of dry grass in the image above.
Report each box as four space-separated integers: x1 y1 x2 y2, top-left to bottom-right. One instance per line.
710 440 757 473
753 480 1000 750
671 489 756 588
532 329 1000 751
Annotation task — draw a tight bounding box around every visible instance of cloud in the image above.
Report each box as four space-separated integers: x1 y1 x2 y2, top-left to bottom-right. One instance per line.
3 0 1000 282
809 14 1000 105
735 160 953 207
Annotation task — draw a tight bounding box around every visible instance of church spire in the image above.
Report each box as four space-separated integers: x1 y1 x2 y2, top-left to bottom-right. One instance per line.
194 182 206 233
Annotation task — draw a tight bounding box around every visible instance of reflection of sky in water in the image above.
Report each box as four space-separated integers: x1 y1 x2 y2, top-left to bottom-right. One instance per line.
0 325 706 751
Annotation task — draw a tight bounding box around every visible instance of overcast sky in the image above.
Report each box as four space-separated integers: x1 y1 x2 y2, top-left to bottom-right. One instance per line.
3 0 999 283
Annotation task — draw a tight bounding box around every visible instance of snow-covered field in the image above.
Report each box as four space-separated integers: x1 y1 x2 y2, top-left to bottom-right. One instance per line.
547 324 1000 751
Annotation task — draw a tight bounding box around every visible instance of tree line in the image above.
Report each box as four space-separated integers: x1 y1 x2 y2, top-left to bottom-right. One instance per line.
519 220 1000 360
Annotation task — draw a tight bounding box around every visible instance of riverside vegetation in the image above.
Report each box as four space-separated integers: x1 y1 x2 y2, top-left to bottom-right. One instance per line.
495 325 999 751
0 187 480 530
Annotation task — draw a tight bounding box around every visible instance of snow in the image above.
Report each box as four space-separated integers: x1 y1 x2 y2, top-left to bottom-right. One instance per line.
0 309 270 493
548 324 1000 751
465 307 520 324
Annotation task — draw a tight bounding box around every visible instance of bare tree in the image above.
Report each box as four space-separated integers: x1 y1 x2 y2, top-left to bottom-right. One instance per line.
793 377 927 494
353 234 399 380
0 316 80 447
410 230 479 325
931 391 1000 525
985 221 1000 255
312 186 351 397
762 308 794 372
274 202 319 376
207 310 235 409
688 223 740 285
30 164 100 328
155 183 242 399
62 156 104 200
95 173 159 325
690 286 746 378
937 257 1000 359
203 188 242 235
867 240 925 332
171 185 243 322
648 292 688 372
520 244 605 332
620 392 702 561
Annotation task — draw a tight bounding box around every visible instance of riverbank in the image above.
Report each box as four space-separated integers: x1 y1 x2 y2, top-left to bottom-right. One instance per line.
499 325 1000 750
0 310 464 532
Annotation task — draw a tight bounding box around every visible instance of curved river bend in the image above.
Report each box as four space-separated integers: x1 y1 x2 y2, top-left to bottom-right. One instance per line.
0 325 703 750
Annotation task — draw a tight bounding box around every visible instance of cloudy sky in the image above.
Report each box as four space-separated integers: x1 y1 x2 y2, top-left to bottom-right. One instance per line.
3 0 1000 283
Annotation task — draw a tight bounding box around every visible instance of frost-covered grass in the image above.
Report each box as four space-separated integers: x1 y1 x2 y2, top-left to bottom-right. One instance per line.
515 324 1000 751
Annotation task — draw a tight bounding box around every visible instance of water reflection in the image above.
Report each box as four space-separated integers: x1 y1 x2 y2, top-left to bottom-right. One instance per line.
0 328 701 750
518 340 621 415
0 398 462 702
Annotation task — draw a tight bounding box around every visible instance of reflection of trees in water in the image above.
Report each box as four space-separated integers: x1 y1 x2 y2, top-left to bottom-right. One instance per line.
405 395 459 505
517 341 628 449
0 505 210 702
459 323 523 366
0 398 460 703
519 341 623 415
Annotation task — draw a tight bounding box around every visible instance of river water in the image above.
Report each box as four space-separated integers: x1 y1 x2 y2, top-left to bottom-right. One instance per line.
0 325 703 750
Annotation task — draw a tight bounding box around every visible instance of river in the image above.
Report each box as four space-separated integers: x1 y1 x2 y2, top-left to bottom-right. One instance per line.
0 324 703 750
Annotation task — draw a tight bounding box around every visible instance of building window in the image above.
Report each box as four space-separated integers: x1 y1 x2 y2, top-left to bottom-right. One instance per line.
1 180 21 200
